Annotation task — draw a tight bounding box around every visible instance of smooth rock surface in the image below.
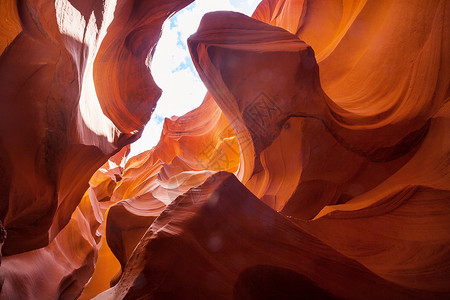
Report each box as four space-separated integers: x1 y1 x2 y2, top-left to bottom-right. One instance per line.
0 0 448 299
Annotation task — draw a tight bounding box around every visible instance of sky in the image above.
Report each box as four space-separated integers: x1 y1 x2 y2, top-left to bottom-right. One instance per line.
129 0 261 157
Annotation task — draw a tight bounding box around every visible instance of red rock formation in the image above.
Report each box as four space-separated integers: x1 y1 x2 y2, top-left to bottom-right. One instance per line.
0 0 449 299
0 147 127 299
0 0 193 298
0 0 194 256
95 172 435 299
94 94 239 288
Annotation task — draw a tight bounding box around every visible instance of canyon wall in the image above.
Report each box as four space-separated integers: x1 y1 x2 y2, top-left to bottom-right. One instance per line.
0 0 448 299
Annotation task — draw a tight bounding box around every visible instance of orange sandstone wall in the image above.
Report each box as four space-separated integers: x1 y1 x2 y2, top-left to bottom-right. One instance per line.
0 0 449 299
0 0 193 298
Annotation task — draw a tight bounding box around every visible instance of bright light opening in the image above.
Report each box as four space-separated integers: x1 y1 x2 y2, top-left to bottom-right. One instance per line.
129 0 260 157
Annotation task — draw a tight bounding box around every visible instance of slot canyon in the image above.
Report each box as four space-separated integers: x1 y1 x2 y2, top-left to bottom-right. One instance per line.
0 0 449 299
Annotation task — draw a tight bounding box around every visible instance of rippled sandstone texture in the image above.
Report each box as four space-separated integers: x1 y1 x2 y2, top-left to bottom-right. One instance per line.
0 0 449 299
0 0 193 298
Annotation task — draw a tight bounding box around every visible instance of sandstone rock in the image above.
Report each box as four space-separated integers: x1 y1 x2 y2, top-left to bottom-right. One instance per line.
96 172 430 299
0 0 449 299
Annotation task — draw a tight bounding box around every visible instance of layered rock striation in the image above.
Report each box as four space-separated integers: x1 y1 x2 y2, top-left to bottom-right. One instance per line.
0 0 449 299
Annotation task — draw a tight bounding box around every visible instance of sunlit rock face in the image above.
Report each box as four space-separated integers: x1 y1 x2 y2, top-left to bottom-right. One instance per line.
0 0 193 298
0 0 449 299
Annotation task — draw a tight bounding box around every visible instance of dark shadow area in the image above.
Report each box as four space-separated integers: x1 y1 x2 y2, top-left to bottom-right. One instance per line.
68 0 104 30
233 265 340 300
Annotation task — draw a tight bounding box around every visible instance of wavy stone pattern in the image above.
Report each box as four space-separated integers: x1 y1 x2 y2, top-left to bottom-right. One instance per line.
0 0 449 299
0 0 193 298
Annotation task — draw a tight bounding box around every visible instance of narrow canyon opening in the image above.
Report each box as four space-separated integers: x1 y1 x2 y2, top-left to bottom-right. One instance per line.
130 0 260 157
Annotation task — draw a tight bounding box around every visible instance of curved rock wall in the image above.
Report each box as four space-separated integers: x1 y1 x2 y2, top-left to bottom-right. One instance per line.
0 0 448 299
